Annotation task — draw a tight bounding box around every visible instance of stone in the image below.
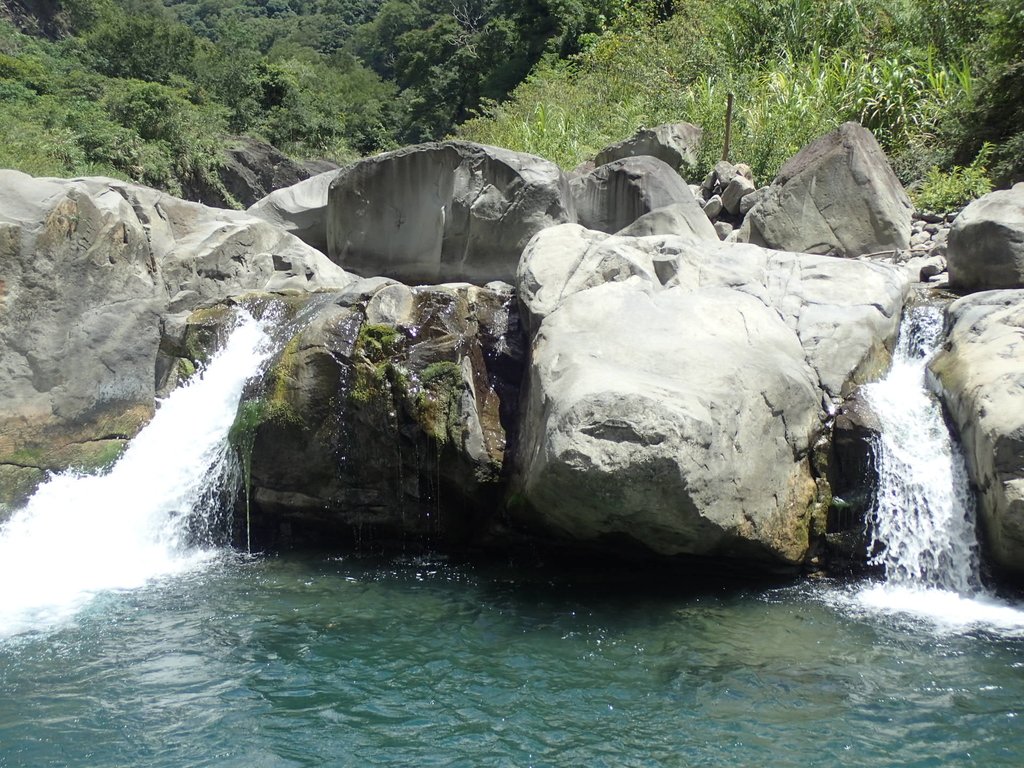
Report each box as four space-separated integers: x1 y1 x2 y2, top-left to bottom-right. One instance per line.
740 122 913 257
614 202 719 242
929 290 1024 577
219 283 525 548
326 141 573 285
721 174 756 215
518 225 908 397
0 170 353 508
594 122 702 171
739 186 765 216
248 170 340 254
513 224 908 567
714 221 733 240
570 155 693 235
513 279 823 566
703 194 723 219
947 184 1024 291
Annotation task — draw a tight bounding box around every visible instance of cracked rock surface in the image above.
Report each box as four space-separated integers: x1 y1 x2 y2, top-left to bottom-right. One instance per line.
512 223 908 566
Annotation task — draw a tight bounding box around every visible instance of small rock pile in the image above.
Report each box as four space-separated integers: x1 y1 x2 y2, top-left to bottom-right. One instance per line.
885 211 956 284
690 160 759 240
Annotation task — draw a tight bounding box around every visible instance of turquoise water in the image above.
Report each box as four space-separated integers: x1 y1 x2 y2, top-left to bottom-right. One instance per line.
2 554 1022 767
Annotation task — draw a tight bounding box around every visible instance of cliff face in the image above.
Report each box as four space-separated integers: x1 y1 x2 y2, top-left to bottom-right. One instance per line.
0 0 73 39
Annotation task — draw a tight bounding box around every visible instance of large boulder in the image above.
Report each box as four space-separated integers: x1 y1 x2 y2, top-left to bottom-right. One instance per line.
570 156 694 234
518 226 908 395
326 141 574 284
594 122 702 172
248 169 340 254
740 122 913 258
208 280 525 548
947 184 1024 291
513 224 908 567
0 170 353 509
929 290 1024 577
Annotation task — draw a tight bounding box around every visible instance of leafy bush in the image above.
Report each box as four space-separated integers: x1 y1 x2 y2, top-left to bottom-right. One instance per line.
912 145 993 213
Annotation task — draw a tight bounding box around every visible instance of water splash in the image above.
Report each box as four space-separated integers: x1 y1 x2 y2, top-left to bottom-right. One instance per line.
850 304 1024 632
863 305 980 593
0 311 272 638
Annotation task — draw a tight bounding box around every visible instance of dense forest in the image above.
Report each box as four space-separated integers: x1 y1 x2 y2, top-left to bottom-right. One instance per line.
1 0 1021 209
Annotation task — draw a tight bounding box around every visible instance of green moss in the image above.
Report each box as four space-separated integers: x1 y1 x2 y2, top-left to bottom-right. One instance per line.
177 357 196 381
414 360 465 446
351 323 406 406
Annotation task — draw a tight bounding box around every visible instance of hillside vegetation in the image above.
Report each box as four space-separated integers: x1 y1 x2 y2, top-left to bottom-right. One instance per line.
1 0 1020 209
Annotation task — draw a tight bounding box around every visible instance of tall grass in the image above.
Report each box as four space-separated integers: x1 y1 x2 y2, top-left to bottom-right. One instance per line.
457 0 979 184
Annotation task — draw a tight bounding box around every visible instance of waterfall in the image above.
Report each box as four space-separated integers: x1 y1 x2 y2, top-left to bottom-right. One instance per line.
863 305 980 593
853 304 1024 631
0 311 271 639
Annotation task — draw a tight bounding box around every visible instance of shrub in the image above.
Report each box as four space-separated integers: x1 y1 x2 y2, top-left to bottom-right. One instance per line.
912 144 993 213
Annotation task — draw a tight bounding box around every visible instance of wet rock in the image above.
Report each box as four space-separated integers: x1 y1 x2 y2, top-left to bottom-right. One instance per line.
929 290 1024 577
221 282 526 549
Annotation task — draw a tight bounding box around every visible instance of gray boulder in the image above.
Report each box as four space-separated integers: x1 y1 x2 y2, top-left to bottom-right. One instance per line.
326 141 573 284
518 225 907 395
514 278 824 565
513 223 908 567
594 122 702 172
614 202 719 242
947 184 1024 291
571 156 694 234
248 169 340 254
0 170 352 509
929 290 1024 576
740 122 913 257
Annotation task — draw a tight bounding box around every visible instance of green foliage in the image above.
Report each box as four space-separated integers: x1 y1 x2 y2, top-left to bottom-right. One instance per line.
459 0 990 186
913 145 994 213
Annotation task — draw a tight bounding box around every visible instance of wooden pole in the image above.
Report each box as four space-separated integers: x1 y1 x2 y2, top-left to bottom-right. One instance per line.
722 91 734 162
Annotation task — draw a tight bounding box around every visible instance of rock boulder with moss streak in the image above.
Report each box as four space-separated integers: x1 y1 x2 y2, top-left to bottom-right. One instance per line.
512 223 908 569
0 169 353 510
929 290 1024 577
208 279 525 548
326 141 574 284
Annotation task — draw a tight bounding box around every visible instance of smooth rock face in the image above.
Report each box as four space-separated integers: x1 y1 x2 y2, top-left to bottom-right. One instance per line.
515 279 823 564
219 282 525 547
326 141 574 284
947 184 1024 291
570 156 694 234
615 201 718 242
519 225 907 395
594 123 702 171
0 170 352 508
514 223 908 566
741 122 913 257
930 290 1024 575
248 170 340 254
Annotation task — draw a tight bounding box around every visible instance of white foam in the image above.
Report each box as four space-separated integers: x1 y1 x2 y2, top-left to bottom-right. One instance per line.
850 583 1024 635
0 313 270 638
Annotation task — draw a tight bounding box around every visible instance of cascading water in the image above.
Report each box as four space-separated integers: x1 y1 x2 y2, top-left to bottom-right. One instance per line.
0 311 272 639
863 305 980 593
853 304 1024 630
